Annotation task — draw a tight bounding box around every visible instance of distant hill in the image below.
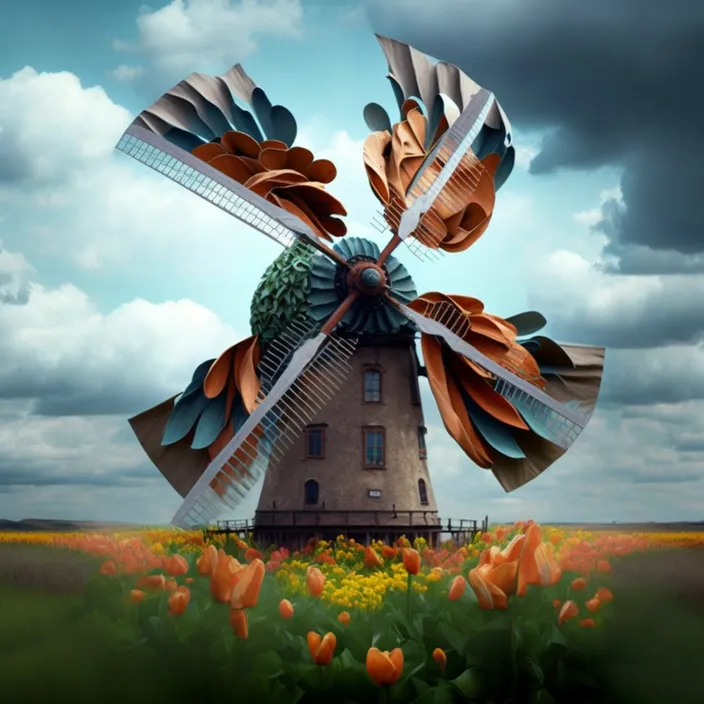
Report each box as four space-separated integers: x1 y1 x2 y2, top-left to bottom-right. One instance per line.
0 518 144 532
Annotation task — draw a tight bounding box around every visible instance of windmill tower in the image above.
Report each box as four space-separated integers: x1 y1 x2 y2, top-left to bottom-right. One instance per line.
249 239 441 547
120 36 606 546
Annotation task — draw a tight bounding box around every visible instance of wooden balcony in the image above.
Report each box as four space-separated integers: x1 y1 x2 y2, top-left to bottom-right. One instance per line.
253 508 442 529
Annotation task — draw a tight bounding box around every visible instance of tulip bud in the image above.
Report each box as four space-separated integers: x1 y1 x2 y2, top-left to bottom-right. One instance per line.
448 575 466 601
307 631 336 665
230 609 248 639
366 647 404 687
432 648 447 671
558 600 579 625
306 566 326 597
402 548 421 575
279 599 294 620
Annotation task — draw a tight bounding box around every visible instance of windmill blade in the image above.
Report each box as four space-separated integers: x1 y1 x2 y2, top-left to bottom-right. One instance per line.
397 88 495 243
116 125 345 264
394 300 588 451
171 331 358 528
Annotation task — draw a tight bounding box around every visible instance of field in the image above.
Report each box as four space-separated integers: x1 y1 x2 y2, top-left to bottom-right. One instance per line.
0 522 703 704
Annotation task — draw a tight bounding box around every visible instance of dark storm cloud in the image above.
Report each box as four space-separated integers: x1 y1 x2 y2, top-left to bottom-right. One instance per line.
366 0 704 271
0 370 163 417
0 462 158 489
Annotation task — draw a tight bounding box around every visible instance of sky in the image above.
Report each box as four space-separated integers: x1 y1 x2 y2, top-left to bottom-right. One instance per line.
0 0 702 525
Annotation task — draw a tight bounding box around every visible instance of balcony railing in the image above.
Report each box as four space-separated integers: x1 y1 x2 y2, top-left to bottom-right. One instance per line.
210 513 488 534
253 509 442 528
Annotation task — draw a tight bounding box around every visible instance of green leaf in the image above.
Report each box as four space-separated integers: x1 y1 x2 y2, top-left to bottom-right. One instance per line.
433 682 456 704
541 624 567 652
255 650 284 678
410 689 439 704
412 677 431 697
439 622 466 656
237 673 272 700
525 658 545 687
529 689 557 704
451 669 484 699
516 619 542 659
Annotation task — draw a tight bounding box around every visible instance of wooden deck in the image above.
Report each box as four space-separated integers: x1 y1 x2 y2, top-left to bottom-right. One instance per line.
206 511 489 548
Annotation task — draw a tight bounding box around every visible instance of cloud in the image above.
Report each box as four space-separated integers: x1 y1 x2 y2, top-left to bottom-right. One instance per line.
0 245 32 304
114 0 304 76
421 385 704 523
366 0 704 273
0 67 131 187
0 250 238 415
529 249 704 349
110 64 145 82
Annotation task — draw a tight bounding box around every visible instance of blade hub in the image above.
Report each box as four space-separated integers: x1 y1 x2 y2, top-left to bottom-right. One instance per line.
348 261 387 296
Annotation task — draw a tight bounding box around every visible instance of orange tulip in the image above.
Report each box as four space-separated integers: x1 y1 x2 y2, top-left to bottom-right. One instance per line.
432 648 447 671
210 554 243 603
448 575 467 600
402 548 421 575
579 618 596 628
306 566 325 597
136 574 166 591
482 560 519 596
467 568 508 610
162 554 189 576
185 577 193 584
168 586 190 615
595 587 613 603
366 647 404 687
129 589 145 604
532 543 562 586
196 544 219 576
230 609 248 639
279 599 294 620
307 631 337 665
596 560 611 573
552 599 562 609
338 611 351 626
364 546 384 569
244 547 262 562
381 545 398 559
558 600 579 625
570 577 587 591
230 558 265 609
585 598 601 613
100 561 118 576
516 523 543 596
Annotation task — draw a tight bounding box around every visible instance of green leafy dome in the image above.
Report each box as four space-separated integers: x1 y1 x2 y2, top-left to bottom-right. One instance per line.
250 241 315 344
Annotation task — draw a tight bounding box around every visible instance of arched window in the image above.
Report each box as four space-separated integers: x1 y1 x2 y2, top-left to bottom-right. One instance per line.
363 368 382 403
418 478 429 506
304 479 319 505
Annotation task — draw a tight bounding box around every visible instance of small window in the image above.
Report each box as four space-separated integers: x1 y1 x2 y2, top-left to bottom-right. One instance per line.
418 426 427 460
304 479 319 505
363 427 385 468
305 426 325 459
418 478 429 506
368 489 382 498
363 369 382 403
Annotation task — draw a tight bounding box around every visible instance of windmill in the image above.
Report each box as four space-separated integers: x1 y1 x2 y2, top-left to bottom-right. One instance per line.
119 35 605 546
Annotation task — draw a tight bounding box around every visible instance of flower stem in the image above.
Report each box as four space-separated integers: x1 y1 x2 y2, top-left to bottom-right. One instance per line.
406 572 412 624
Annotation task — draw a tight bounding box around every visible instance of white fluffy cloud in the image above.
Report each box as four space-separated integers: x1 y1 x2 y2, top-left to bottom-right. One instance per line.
110 64 145 82
0 67 131 187
0 251 237 414
114 0 304 75
0 65 281 313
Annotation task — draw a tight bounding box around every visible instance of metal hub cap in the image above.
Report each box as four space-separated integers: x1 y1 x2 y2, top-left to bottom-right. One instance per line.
361 267 382 288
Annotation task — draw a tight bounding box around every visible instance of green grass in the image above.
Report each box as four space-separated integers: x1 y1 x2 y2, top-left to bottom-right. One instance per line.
0 547 703 703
